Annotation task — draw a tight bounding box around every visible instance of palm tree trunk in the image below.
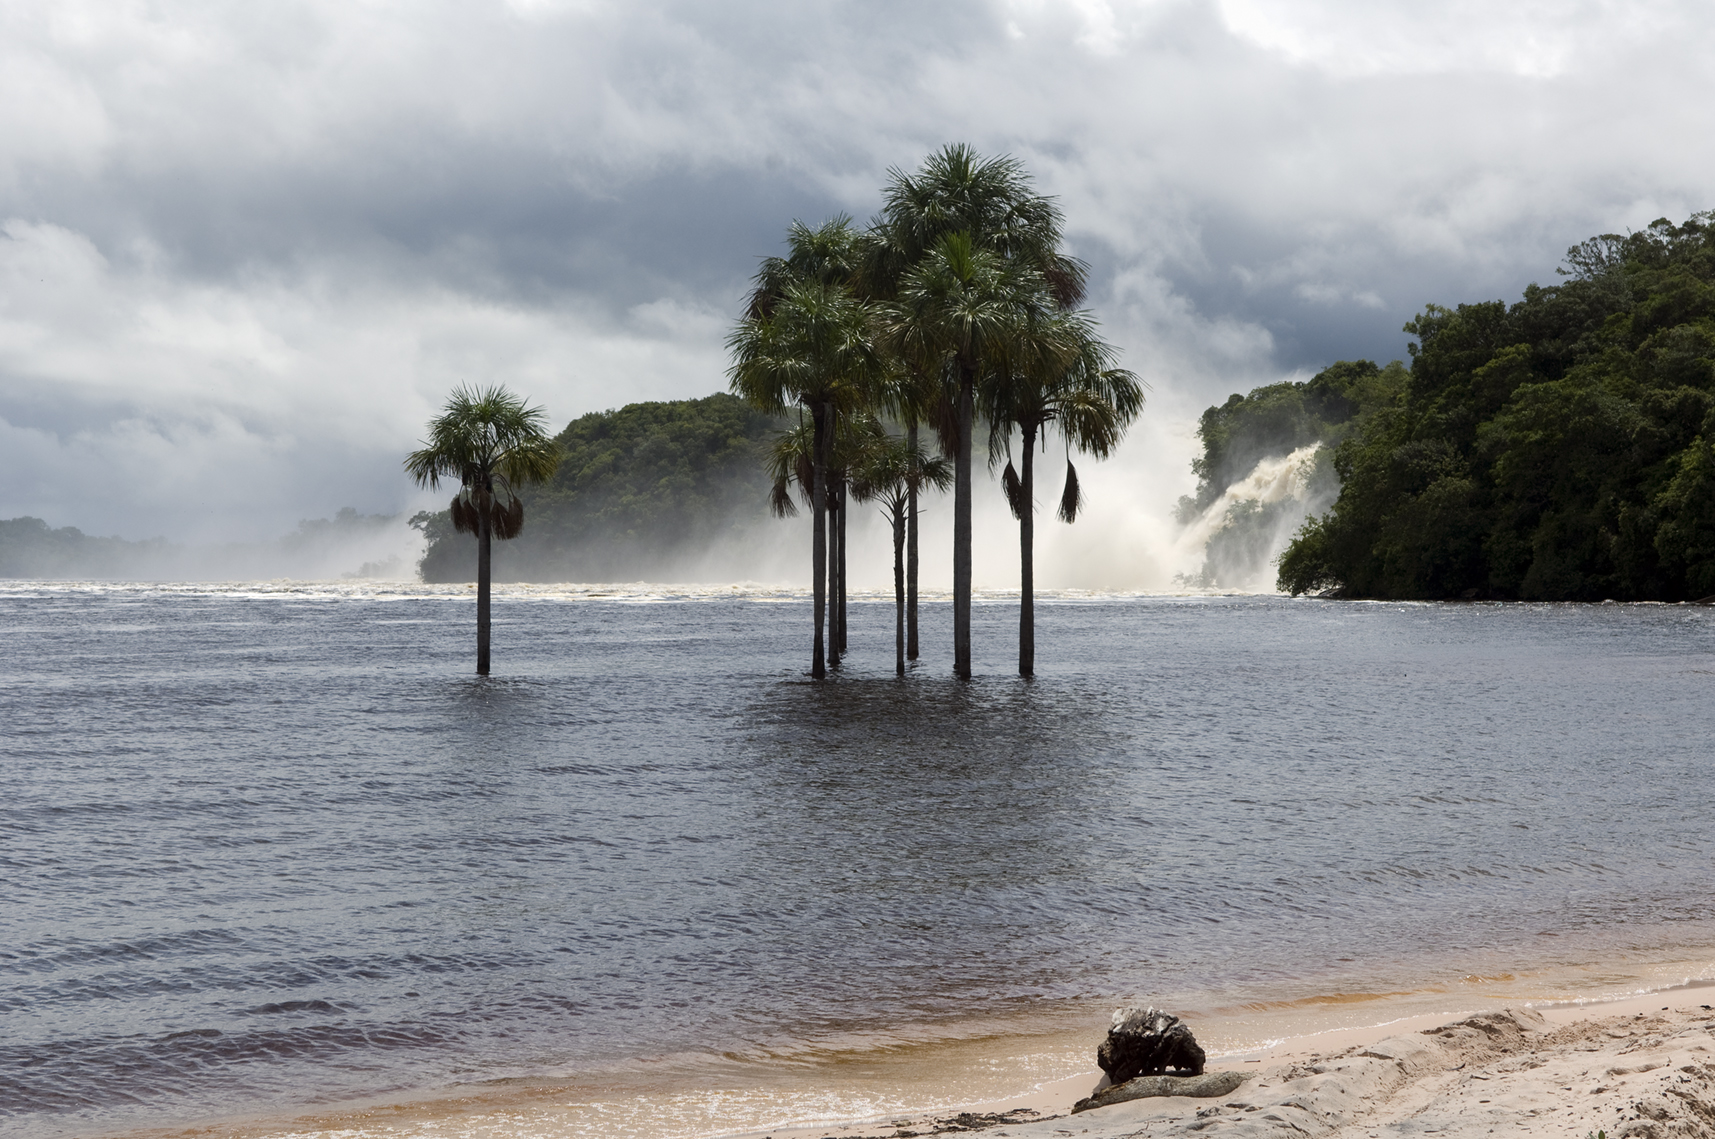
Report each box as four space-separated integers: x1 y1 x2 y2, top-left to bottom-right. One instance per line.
810 403 828 679
824 421 840 672
893 500 905 676
1019 425 1036 678
906 421 919 661
476 481 492 676
826 485 840 670
836 479 848 655
953 366 974 680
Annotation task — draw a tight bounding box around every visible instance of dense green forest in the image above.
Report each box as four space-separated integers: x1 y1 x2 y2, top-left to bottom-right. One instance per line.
1269 213 1715 601
414 393 783 582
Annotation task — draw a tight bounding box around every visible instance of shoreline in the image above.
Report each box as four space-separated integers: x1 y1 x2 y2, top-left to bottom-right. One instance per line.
91 965 1715 1139
724 983 1715 1139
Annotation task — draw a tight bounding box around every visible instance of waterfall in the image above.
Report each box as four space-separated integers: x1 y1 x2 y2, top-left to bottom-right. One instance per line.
1171 445 1327 592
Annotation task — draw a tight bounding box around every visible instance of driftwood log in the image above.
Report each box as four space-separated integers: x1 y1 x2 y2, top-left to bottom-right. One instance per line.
1073 1070 1251 1113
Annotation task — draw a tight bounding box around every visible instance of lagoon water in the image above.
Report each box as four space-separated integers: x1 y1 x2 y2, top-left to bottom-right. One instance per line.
3 583 1714 1138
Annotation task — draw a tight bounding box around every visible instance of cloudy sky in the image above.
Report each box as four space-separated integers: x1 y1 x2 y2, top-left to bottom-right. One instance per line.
3 0 1713 548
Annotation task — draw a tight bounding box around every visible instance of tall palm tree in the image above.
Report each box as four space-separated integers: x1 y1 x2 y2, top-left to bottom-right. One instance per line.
729 219 879 678
885 232 1055 678
984 314 1145 677
873 145 1083 679
851 434 953 675
404 385 559 675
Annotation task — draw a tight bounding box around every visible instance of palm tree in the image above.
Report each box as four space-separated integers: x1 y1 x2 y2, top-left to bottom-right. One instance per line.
851 434 953 675
404 385 559 675
765 413 887 670
873 145 1083 679
884 231 1056 678
984 313 1145 676
729 219 879 678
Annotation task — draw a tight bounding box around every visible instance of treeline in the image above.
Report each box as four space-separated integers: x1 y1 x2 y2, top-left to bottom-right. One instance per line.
1270 213 1715 601
413 393 783 582
0 517 172 578
0 509 405 580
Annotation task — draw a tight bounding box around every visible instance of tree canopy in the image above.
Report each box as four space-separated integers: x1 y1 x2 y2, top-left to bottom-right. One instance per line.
414 393 783 582
1278 213 1715 601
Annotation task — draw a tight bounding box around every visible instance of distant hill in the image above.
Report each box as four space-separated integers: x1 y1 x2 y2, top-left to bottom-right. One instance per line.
414 393 785 582
0 510 405 580
0 517 170 578
1279 213 1715 600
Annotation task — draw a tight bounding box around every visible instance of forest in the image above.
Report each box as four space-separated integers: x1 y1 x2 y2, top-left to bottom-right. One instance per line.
1267 213 1715 601
412 393 783 582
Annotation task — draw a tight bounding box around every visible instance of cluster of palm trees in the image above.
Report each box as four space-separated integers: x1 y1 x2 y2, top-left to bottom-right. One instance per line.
728 145 1144 680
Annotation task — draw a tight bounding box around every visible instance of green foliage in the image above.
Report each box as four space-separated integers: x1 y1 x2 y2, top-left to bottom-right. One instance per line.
404 384 559 494
849 432 955 515
1179 360 1406 521
415 393 784 582
1279 213 1715 600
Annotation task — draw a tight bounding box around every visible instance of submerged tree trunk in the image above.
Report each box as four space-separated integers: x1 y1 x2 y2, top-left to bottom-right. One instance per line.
837 480 848 655
1019 425 1036 678
826 468 840 671
823 459 836 668
810 403 828 679
476 477 492 676
892 500 906 676
953 366 974 680
907 422 919 662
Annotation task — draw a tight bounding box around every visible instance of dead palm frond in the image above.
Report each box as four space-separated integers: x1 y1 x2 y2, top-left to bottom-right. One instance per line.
1002 460 1025 521
1057 460 1082 524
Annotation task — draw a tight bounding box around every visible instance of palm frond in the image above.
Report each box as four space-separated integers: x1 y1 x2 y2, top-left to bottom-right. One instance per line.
1058 460 1082 524
492 495 524 540
770 475 799 519
1002 460 1025 520
915 451 955 493
405 384 559 490
450 494 476 534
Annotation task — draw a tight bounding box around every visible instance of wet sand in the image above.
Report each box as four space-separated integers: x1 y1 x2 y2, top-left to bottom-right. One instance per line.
109 969 1715 1139
741 986 1715 1139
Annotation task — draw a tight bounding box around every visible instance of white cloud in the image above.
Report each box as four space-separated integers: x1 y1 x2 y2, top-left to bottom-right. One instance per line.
2 0 1714 564
1215 0 1694 79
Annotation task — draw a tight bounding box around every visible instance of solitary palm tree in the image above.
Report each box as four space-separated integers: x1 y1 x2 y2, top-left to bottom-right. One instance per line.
984 314 1144 676
874 145 1084 679
729 219 880 678
851 434 953 675
404 385 558 675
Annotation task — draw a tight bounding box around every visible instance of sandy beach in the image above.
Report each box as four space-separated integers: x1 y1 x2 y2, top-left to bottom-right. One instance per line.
746 987 1715 1139
109 982 1715 1139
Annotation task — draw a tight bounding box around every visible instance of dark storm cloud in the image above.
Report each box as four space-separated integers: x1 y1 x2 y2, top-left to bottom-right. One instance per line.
2 0 1714 544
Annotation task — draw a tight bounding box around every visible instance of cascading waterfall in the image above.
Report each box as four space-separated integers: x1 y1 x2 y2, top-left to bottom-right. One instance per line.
1171 444 1328 592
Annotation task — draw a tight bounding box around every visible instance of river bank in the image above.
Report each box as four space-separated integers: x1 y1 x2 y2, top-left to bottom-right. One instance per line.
913 986 1715 1139
99 960 1715 1139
